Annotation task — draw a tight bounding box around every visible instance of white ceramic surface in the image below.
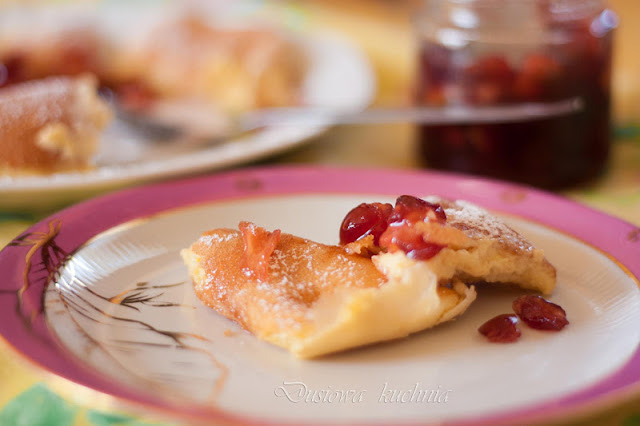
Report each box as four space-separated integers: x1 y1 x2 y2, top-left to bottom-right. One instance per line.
44 194 640 423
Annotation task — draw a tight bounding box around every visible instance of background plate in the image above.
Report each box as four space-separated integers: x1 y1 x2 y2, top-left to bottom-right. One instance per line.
0 4 375 210
0 167 639 425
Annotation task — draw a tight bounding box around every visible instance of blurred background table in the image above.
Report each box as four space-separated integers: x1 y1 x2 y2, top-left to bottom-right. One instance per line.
0 0 638 425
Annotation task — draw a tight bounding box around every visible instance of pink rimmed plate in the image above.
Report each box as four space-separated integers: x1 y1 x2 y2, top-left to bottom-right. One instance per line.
0 167 638 425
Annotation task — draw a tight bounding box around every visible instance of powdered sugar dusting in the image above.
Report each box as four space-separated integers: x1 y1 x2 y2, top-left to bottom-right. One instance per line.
198 232 235 248
425 196 534 254
0 78 71 124
191 228 385 333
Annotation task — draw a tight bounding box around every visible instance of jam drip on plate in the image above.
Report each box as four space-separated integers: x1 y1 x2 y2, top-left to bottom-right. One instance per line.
479 295 569 343
513 295 569 331
478 314 521 343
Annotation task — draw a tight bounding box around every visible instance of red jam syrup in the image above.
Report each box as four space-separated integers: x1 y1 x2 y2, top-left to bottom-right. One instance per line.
416 14 614 188
478 314 521 343
340 195 446 260
512 295 569 331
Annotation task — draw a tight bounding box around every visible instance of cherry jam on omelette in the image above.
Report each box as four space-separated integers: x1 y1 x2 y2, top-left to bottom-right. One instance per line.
182 195 560 357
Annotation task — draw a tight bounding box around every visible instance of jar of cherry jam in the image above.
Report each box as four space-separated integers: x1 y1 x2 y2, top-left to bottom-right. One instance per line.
415 0 617 188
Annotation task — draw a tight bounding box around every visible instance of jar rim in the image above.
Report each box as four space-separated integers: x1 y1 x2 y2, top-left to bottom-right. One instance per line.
419 0 607 17
415 0 617 46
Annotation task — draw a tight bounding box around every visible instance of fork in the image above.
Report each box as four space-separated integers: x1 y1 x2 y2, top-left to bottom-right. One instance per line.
118 97 584 145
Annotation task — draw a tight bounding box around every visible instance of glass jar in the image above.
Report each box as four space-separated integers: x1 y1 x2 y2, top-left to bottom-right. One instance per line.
415 0 617 188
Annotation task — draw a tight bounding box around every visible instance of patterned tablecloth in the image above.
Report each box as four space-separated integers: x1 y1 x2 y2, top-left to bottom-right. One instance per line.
0 1 638 425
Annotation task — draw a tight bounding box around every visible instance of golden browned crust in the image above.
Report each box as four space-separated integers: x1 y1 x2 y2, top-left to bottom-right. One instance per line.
182 225 476 358
424 196 556 294
186 229 387 332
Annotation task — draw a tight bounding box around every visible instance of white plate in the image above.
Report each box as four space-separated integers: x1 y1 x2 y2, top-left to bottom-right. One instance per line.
0 7 375 211
2 168 639 425
45 195 640 424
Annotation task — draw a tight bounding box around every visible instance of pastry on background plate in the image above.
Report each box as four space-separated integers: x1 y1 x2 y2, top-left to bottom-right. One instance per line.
0 75 112 175
182 196 556 358
0 12 306 113
0 11 306 175
131 15 307 112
